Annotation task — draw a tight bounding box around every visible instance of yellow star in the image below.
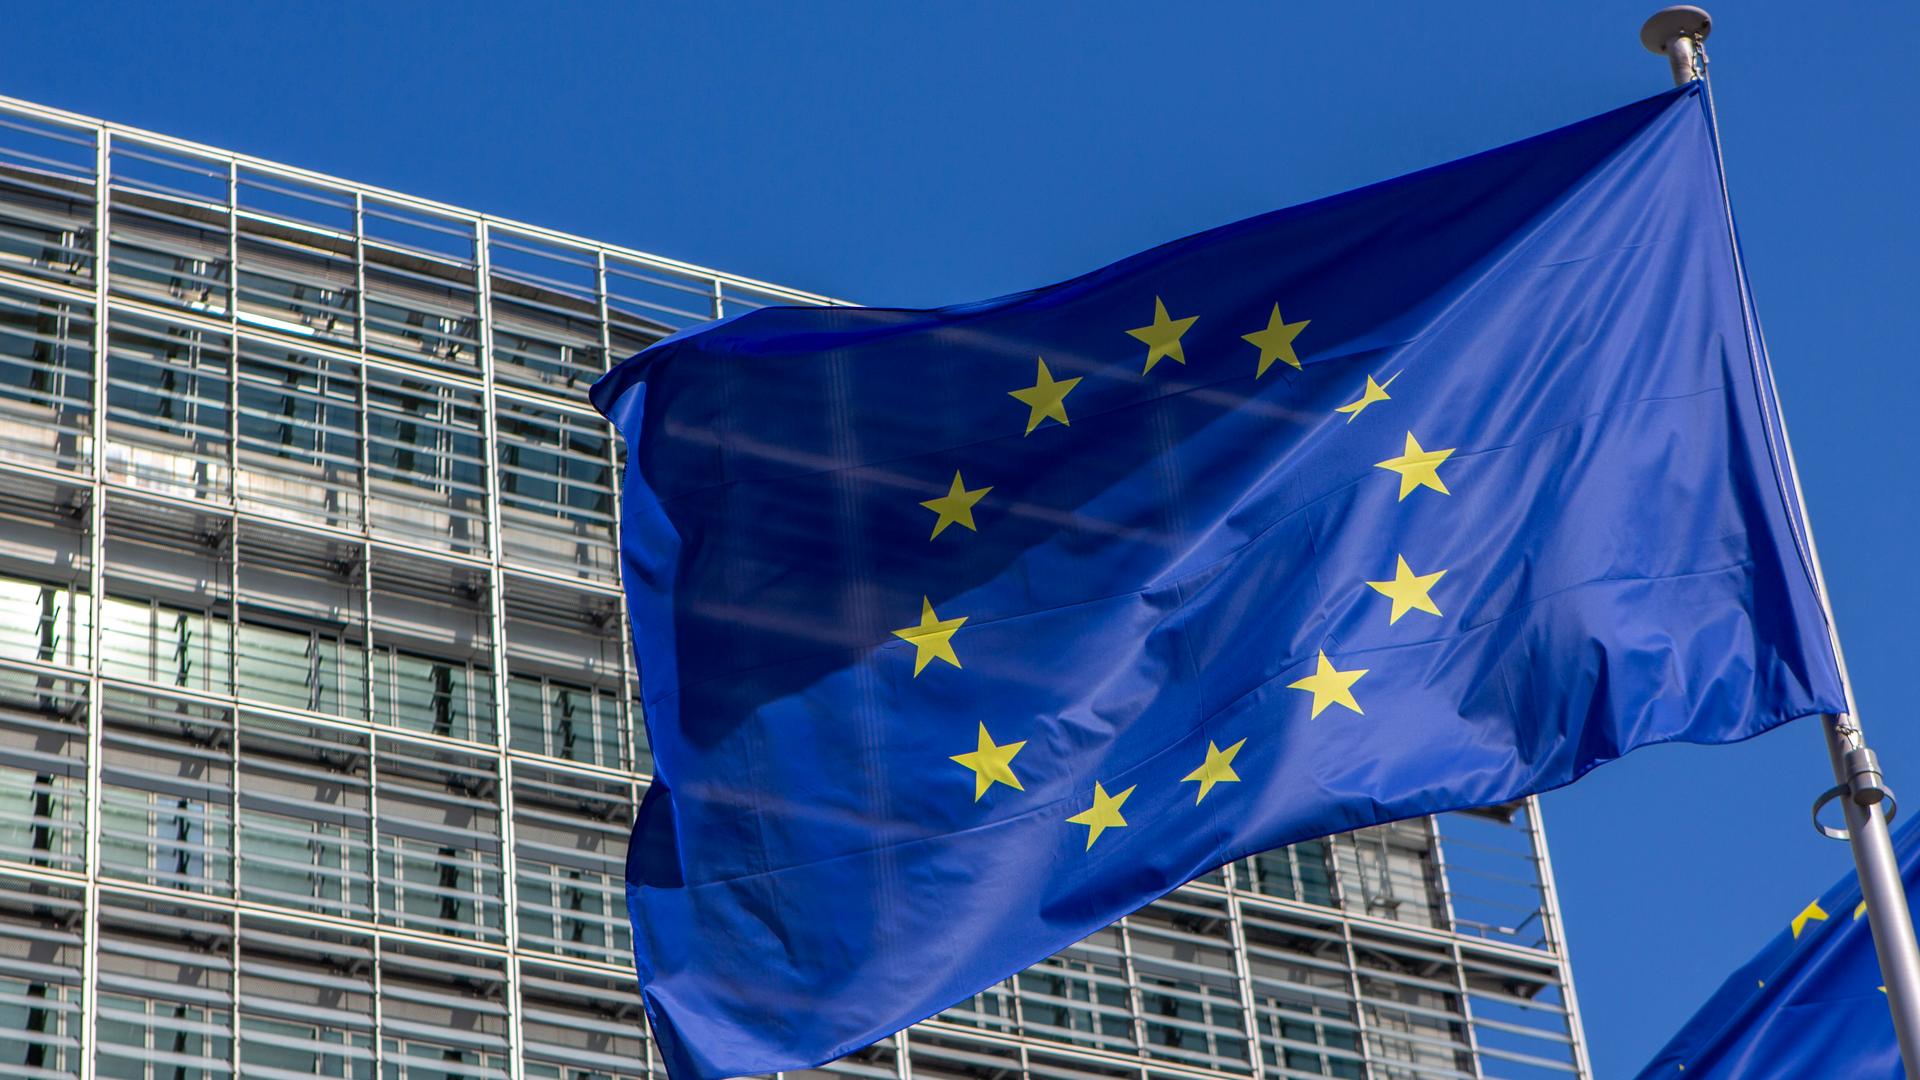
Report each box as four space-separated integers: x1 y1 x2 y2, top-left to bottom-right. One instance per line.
1066 781 1136 850
1009 357 1082 435
1366 555 1446 624
1791 900 1828 939
1374 432 1455 500
1334 372 1398 422
1181 738 1246 804
1287 650 1367 718
1126 297 1199 373
890 596 967 676
1857 901 1869 920
950 723 1025 800
1242 304 1309 377
920 470 992 539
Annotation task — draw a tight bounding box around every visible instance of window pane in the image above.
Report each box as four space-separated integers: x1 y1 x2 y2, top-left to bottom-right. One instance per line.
97 690 233 897
0 874 84 1079
0 284 93 474
238 717 373 920
104 315 232 500
235 338 363 530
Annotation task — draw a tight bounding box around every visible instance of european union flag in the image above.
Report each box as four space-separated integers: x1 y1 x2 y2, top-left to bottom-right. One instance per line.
1637 819 1918 1078
591 83 1845 1080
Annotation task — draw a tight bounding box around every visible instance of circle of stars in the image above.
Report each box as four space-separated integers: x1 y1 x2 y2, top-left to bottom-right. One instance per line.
879 292 1466 853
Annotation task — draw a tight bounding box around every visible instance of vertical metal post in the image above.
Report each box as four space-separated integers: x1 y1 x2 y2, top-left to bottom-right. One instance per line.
1641 7 1920 1076
221 161 245 1080
1822 716 1920 1071
1113 915 1149 1054
474 217 527 1080
595 251 644 779
1323 847 1377 1078
1421 818 1484 1078
1219 863 1270 1080
76 116 110 1080
351 188 387 1080
1525 798 1594 1079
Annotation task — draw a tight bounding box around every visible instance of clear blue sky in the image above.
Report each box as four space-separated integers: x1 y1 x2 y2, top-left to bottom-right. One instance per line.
13 2 1916 1073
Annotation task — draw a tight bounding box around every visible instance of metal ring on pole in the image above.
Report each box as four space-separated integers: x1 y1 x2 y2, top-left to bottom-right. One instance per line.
1814 782 1901 841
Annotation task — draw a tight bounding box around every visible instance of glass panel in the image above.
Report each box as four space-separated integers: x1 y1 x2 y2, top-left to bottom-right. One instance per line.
237 716 373 920
237 620 367 719
99 595 233 696
104 314 232 501
100 500 235 695
503 581 634 772
367 550 493 747
518 963 649 1080
235 337 363 530
236 220 357 344
1241 909 1363 1080
378 940 508 1080
1015 926 1136 1054
0 874 85 1079
0 575 89 672
94 896 234 1080
1128 896 1250 1072
370 648 494 745
364 368 487 555
0 669 87 873
512 767 630 965
1352 934 1471 1077
237 917 376 1080
97 690 233 897
375 740 504 942
1025 1047 1140 1080
495 398 614 582
0 111 96 290
936 976 1019 1035
1239 839 1335 909
234 522 368 722
488 231 606 393
507 675 622 770
1334 823 1442 930
362 206 479 374
1462 951 1580 1076
0 284 93 474
107 141 232 318
907 1029 1023 1080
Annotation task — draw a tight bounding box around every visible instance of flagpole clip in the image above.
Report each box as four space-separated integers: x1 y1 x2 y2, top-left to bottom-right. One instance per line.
1813 747 1899 841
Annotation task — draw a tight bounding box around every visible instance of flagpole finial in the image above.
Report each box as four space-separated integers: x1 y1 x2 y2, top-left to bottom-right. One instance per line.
1641 6 1712 85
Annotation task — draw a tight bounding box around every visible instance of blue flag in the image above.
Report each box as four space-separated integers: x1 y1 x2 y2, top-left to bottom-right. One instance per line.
591 83 1845 1080
1636 819 1916 1078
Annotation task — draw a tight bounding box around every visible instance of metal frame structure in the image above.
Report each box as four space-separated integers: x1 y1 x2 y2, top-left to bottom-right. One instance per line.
0 90 1590 1080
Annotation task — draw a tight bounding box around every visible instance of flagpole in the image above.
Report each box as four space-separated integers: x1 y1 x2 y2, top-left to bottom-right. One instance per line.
1641 8 1920 1076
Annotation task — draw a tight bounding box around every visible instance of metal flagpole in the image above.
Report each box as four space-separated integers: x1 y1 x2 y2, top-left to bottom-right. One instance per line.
1640 8 1920 1076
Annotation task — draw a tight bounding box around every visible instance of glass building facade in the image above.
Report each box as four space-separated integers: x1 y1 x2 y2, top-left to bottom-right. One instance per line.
0 93 1591 1080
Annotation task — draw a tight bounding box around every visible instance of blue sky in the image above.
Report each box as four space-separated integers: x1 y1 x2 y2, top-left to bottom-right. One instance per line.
12 1 1917 1073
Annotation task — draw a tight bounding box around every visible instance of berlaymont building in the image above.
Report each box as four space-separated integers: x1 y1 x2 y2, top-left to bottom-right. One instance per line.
0 93 1592 1080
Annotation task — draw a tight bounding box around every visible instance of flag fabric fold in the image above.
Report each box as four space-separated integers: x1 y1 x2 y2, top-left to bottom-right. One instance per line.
591 83 1845 1080
1636 818 1917 1078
